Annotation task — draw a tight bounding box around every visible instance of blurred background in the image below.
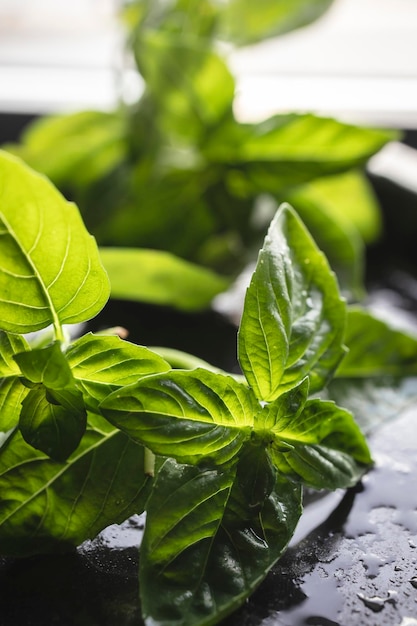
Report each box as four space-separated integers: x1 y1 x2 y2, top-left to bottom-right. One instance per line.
0 0 416 127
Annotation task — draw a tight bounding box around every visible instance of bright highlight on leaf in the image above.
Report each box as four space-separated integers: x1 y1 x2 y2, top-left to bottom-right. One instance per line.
0 150 110 336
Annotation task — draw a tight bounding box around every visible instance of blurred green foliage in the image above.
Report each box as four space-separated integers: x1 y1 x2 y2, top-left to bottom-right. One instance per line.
6 0 397 307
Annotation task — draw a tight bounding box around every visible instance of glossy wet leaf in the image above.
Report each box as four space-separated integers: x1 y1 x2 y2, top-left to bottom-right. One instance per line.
238 204 346 402
289 170 382 244
337 308 417 377
0 150 110 334
140 456 302 626
100 248 229 311
269 399 371 490
66 332 170 407
100 368 255 465
0 413 153 556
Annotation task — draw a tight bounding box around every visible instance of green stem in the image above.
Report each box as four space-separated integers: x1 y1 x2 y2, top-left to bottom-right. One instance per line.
144 447 155 477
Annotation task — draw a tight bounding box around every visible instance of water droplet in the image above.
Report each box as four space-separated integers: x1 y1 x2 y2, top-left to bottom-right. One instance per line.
357 590 397 612
410 576 417 589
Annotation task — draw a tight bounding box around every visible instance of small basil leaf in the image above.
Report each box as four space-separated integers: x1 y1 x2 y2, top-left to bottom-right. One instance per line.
0 414 152 556
100 247 229 311
238 204 346 402
269 399 372 490
100 368 255 466
20 386 86 461
140 457 302 626
14 341 74 389
255 377 309 431
66 332 170 406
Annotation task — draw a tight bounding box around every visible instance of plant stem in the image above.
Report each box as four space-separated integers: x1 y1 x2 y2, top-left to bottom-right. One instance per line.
144 447 155 477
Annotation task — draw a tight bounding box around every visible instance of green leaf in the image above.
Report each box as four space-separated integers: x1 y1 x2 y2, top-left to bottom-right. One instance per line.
99 248 229 311
19 385 87 461
285 170 382 298
219 0 334 45
0 330 30 377
0 413 153 556
140 456 302 626
66 332 170 406
269 398 371 490
0 150 110 334
5 110 126 190
205 114 397 190
238 204 346 402
289 170 382 245
256 377 310 432
0 331 31 432
100 368 255 466
337 308 417 378
14 341 74 389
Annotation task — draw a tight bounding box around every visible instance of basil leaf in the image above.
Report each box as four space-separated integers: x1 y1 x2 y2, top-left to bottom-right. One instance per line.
134 32 234 142
6 110 125 190
0 414 152 556
204 114 397 189
19 385 86 461
66 333 170 407
256 377 309 432
14 341 74 389
0 378 29 434
0 150 110 334
100 247 229 311
238 204 346 402
0 331 31 432
219 0 334 45
337 308 417 377
140 456 302 626
100 368 255 466
269 399 371 490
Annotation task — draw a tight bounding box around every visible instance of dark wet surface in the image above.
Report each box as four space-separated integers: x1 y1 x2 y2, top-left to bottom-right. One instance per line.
0 402 416 626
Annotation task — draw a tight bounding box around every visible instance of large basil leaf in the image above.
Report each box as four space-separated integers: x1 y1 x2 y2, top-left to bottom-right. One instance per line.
66 333 170 407
269 398 371 490
100 368 256 466
100 247 229 311
0 413 152 556
238 204 346 402
0 150 110 334
140 456 302 626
